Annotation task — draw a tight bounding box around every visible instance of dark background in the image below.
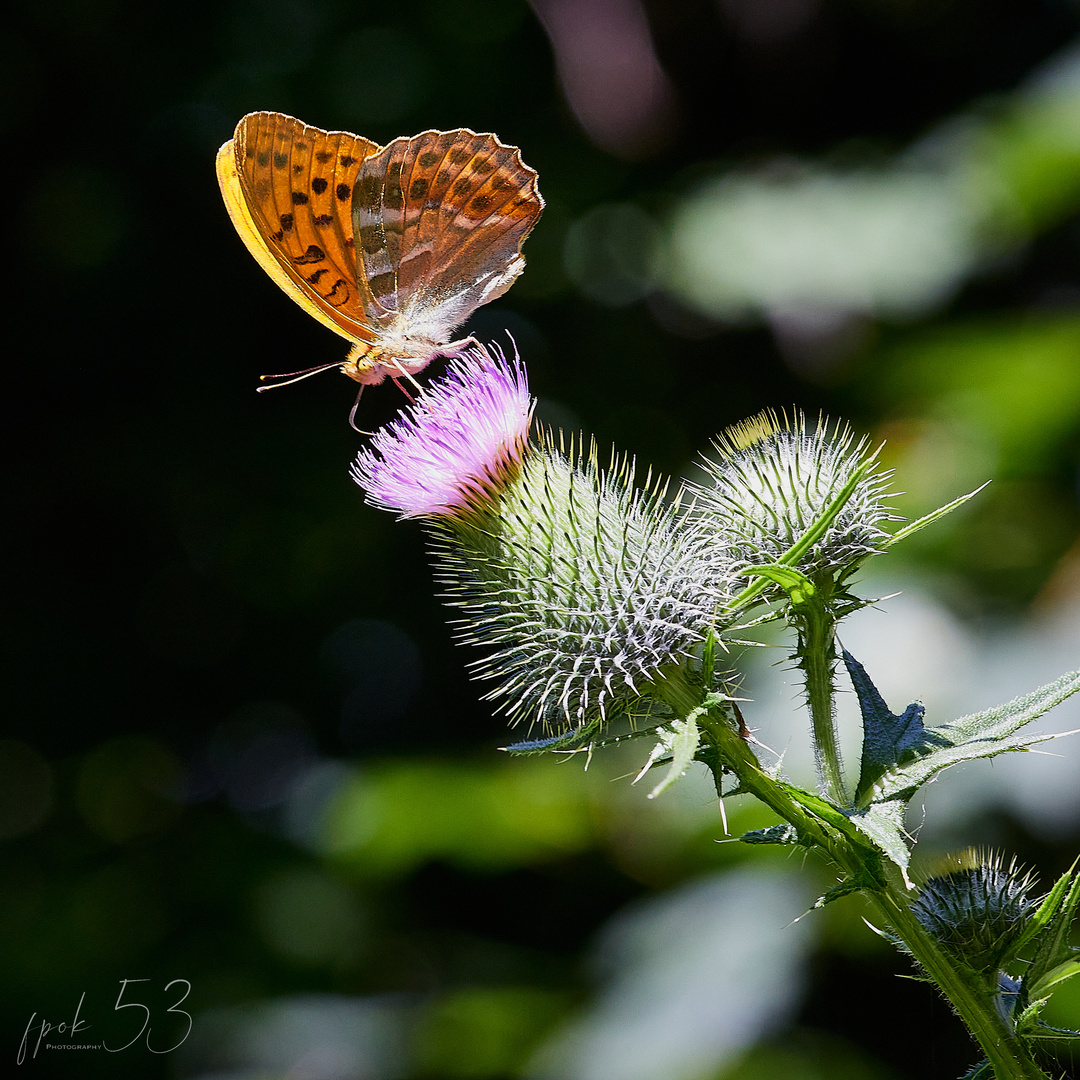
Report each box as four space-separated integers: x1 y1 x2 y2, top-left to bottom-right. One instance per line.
4 1 1080 1077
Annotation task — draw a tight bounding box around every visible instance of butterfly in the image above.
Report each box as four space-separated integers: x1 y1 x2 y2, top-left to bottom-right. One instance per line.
216 111 544 390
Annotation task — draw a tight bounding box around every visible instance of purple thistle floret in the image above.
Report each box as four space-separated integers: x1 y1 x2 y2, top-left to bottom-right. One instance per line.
351 342 533 518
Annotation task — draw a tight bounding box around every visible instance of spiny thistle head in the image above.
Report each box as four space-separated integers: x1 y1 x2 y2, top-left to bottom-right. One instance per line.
433 434 737 731
351 342 532 519
911 849 1040 973
689 410 896 581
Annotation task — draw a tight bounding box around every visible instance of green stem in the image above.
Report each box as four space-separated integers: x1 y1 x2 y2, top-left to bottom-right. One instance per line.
669 692 1051 1080
865 880 1048 1080
797 592 847 806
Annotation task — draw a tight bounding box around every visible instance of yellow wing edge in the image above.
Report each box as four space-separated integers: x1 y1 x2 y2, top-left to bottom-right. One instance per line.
215 138 358 344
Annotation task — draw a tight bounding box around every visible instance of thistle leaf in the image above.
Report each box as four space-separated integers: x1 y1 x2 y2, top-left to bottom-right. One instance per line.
1026 868 1080 999
743 564 817 607
1013 860 1078 954
844 650 948 806
846 800 913 885
503 721 599 755
636 714 702 798
1029 957 1080 1001
740 823 802 845
865 668 1080 804
885 482 989 547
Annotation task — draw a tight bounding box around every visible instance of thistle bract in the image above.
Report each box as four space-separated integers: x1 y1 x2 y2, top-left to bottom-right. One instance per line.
434 437 736 731
351 342 532 519
690 410 895 582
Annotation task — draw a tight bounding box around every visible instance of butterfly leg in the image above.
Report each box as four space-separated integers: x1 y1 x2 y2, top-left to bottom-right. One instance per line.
441 335 479 357
390 375 416 404
387 358 426 398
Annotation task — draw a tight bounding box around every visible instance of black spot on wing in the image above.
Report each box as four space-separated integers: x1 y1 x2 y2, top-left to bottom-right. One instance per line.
312 177 328 195
357 225 385 254
354 175 382 210
368 271 395 298
326 279 350 306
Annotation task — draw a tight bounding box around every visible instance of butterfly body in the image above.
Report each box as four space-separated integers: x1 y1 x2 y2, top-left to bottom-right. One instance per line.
217 112 543 386
341 332 470 386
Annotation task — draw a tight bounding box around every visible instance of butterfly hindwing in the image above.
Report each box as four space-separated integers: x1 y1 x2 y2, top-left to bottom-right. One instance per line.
418 134 543 318
351 129 543 338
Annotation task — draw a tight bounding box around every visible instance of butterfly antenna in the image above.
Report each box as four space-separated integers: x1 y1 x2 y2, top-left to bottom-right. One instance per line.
348 386 375 436
257 361 342 391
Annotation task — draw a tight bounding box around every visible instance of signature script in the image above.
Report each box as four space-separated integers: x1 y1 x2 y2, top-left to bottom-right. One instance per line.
17 979 192 1063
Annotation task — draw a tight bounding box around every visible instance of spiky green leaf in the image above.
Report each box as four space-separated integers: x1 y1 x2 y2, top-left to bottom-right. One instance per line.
1027 868 1080 999
885 482 989 547
740 823 801 845
847 800 912 884
844 650 947 806
1014 861 1079 954
1030 957 1080 1001
638 714 702 798
866 669 1080 804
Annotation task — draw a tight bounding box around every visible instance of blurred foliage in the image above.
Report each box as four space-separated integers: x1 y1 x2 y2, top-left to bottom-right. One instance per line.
5 0 1080 1078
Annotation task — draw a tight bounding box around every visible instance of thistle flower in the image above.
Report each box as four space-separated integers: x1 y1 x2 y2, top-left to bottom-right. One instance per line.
911 850 1039 974
351 349 736 732
434 439 735 730
689 410 895 583
351 342 532 519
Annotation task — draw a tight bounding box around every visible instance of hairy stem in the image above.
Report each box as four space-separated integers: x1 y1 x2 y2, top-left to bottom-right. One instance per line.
797 598 847 806
670 692 1051 1080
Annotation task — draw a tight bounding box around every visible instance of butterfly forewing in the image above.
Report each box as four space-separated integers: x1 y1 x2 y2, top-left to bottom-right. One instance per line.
226 112 380 340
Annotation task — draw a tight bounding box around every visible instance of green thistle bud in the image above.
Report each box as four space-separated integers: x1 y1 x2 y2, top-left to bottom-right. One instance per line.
911 850 1039 974
690 410 895 584
433 433 736 731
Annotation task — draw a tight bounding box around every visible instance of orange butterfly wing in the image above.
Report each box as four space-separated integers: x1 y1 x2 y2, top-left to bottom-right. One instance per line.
351 129 543 337
216 112 381 343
